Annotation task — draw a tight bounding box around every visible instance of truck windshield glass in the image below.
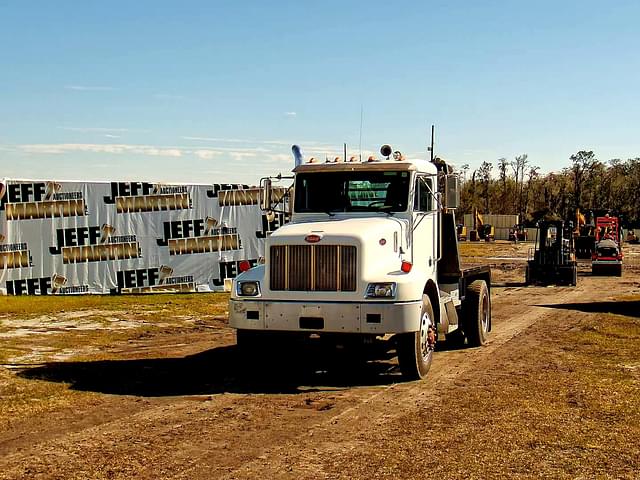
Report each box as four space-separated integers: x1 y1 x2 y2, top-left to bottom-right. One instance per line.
294 171 410 213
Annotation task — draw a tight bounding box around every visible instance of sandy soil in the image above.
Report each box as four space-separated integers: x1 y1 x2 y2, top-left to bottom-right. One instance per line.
0 243 639 479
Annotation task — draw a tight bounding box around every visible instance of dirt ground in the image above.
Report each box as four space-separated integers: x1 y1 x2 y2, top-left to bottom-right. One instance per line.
1 242 639 479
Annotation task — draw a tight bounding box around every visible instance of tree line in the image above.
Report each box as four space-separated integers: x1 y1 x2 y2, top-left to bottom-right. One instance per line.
459 151 640 227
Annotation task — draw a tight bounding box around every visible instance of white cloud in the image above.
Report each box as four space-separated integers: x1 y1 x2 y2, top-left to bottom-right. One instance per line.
138 147 182 157
181 136 338 151
181 136 246 143
284 112 297 117
10 137 353 168
15 142 272 160
153 93 187 100
265 153 293 164
229 152 258 160
20 143 182 157
58 126 148 134
64 85 115 91
194 149 222 160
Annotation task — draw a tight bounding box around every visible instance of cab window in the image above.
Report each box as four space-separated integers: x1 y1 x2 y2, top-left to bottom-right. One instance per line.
414 176 434 212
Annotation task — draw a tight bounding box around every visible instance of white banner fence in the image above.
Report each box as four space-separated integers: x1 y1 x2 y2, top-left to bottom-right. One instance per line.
0 179 288 295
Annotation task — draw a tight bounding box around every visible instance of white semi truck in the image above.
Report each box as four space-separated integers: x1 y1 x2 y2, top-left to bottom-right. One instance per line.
229 145 491 380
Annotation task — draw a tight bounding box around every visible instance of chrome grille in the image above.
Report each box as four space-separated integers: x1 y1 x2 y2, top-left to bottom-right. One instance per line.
270 245 357 291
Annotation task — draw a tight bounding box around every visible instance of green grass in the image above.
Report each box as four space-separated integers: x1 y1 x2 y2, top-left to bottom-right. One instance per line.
458 240 529 258
0 292 230 318
0 292 233 428
0 367 92 429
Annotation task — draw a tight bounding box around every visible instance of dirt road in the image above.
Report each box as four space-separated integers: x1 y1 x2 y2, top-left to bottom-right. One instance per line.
1 271 639 479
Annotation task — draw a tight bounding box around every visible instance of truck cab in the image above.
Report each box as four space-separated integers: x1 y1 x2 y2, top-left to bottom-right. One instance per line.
229 146 491 380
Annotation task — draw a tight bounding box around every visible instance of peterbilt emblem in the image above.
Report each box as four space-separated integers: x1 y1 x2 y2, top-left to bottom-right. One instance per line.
305 234 323 243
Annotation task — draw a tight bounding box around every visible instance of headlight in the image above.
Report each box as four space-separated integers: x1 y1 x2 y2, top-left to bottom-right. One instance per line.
237 281 261 297
365 282 396 298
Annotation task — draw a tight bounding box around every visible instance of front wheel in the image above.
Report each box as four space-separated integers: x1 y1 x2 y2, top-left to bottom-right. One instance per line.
464 280 491 347
397 294 436 380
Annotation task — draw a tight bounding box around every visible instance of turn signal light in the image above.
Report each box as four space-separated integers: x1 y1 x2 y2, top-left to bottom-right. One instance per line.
401 261 412 273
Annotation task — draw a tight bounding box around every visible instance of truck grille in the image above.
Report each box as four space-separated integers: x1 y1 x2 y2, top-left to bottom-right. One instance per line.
270 245 357 291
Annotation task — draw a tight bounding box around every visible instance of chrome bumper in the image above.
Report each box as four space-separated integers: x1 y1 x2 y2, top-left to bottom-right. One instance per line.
229 299 422 334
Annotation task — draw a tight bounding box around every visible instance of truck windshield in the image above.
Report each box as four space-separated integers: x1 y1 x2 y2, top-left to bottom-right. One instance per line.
294 171 410 213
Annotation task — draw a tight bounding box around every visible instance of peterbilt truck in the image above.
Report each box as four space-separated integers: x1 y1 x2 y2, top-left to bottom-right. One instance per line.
229 145 491 380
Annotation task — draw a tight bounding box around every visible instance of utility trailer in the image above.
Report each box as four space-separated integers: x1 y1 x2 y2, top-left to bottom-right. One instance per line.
229 144 492 380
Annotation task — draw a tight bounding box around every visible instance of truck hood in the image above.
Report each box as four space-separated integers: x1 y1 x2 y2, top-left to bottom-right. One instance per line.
596 238 619 251
268 216 408 247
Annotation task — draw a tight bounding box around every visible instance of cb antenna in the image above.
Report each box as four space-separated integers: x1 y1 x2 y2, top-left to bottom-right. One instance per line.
428 124 435 163
359 104 364 162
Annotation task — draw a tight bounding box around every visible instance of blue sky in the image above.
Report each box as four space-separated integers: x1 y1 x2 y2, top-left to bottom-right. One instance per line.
1 1 639 184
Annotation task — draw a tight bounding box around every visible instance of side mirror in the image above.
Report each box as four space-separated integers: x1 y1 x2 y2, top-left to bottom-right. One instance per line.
445 175 459 209
260 178 272 211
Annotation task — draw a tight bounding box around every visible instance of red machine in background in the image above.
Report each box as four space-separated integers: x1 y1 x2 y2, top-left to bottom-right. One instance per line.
592 215 623 276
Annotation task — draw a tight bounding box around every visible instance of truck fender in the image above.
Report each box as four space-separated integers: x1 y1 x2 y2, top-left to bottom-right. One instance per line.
424 280 441 336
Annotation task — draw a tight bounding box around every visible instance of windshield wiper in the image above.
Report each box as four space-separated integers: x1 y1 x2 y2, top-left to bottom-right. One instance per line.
370 205 394 216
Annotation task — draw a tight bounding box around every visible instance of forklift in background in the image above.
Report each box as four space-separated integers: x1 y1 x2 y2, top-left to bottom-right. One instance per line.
469 209 495 242
457 224 468 241
573 208 596 259
526 220 577 286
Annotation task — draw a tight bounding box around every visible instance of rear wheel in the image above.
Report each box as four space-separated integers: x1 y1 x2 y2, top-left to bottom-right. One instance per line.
397 294 435 380
464 280 490 347
561 266 577 286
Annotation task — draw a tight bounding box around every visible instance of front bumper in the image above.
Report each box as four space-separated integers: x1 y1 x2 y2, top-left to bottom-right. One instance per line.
229 299 422 334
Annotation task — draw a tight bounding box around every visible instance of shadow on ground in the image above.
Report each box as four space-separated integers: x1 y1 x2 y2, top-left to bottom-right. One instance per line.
538 300 640 319
17 344 407 397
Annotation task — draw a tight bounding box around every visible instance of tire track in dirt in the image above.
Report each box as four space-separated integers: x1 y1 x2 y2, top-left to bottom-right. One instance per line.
187 285 591 479
0 280 613 480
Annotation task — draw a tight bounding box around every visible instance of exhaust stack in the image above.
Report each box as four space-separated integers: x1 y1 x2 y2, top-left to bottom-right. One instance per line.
292 145 304 167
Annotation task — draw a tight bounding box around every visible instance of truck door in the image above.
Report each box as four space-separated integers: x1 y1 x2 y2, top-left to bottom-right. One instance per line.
414 175 437 275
